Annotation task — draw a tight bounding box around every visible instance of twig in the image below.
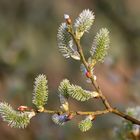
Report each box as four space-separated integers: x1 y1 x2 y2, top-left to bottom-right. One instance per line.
68 29 140 125
112 109 140 125
69 31 112 110
43 109 110 116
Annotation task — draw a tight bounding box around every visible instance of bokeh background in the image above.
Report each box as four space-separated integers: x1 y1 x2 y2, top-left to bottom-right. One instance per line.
0 0 140 140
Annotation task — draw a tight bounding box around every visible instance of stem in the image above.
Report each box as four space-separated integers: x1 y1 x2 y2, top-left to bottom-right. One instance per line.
70 31 112 110
90 76 112 110
40 108 140 125
68 30 140 125
112 109 140 125
43 109 110 116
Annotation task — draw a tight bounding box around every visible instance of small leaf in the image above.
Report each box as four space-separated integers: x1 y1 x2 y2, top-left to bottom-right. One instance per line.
79 116 93 132
68 84 99 101
32 74 48 110
90 28 110 62
0 102 35 128
74 9 95 39
64 14 72 25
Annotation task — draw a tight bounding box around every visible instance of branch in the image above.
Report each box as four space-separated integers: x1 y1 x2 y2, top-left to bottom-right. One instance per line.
112 109 140 125
38 107 140 125
68 28 140 125
43 109 109 116
69 30 112 110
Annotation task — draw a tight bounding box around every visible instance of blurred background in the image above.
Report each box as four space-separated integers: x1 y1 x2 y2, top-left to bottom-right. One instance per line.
0 0 140 140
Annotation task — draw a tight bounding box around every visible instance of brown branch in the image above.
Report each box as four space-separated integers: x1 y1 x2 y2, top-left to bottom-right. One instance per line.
112 109 140 125
38 108 140 125
43 109 110 116
68 29 140 125
69 31 112 110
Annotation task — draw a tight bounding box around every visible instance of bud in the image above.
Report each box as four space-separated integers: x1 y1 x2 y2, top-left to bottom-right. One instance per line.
78 115 95 132
28 111 36 119
87 115 95 121
64 14 72 25
59 94 69 111
93 75 97 81
132 125 140 137
18 106 30 112
80 64 92 78
52 114 71 125
38 106 44 112
85 71 91 78
67 113 74 121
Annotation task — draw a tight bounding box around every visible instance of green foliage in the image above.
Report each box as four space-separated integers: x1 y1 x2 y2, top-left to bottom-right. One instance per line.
58 9 110 64
58 79 70 98
57 23 80 60
74 9 95 39
90 28 110 62
57 23 73 58
58 79 99 102
68 84 99 101
58 78 99 110
0 102 35 128
32 74 48 110
78 116 93 132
